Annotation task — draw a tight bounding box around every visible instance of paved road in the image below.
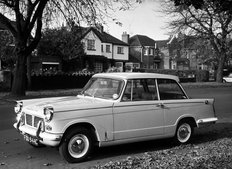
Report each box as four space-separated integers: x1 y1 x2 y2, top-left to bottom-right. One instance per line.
185 87 232 119
0 87 231 169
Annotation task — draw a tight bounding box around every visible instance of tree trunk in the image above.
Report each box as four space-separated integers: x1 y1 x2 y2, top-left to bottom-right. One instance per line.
11 53 27 96
27 55 31 90
216 53 226 83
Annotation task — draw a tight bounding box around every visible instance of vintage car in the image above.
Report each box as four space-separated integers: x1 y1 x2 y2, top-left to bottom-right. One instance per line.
14 72 218 163
223 73 232 83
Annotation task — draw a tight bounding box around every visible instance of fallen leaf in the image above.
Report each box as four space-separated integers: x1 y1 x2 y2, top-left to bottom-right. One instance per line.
43 163 52 166
0 162 5 166
27 155 33 159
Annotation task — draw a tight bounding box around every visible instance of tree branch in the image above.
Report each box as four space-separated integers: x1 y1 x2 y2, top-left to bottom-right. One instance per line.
0 13 17 37
25 0 48 38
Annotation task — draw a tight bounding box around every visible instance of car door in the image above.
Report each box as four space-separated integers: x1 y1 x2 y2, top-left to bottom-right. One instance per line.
113 78 164 140
156 78 190 135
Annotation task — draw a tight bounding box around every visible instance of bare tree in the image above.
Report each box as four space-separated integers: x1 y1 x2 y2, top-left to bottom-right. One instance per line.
161 0 232 82
0 0 137 96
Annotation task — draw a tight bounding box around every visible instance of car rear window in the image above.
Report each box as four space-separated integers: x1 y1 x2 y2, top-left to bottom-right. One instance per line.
157 79 187 100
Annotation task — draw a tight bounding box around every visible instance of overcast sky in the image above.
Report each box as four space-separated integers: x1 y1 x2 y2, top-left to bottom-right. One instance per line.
105 0 170 41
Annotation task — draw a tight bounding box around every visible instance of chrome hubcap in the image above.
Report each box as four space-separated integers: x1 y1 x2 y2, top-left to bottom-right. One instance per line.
178 123 191 143
68 134 89 158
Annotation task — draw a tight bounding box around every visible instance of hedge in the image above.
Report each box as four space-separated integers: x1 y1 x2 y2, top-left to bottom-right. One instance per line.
30 73 93 90
133 69 209 82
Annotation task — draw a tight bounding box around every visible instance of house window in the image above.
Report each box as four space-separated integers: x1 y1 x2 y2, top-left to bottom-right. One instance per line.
144 48 149 55
149 48 154 55
101 45 104 52
94 62 103 73
87 39 95 50
117 47 124 54
106 45 111 53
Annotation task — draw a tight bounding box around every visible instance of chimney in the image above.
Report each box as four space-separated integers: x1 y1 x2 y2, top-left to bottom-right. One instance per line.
96 24 103 33
122 32 129 44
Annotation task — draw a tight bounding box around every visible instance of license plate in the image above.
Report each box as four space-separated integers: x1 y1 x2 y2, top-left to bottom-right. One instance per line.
24 134 39 146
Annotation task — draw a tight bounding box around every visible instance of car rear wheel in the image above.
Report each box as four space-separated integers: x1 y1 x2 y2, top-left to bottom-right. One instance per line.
175 122 193 144
59 128 93 163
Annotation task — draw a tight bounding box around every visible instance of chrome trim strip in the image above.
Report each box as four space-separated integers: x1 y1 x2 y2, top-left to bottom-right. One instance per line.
56 106 112 113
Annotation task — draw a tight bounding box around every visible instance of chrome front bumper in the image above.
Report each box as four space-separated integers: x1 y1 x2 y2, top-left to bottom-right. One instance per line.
13 122 62 147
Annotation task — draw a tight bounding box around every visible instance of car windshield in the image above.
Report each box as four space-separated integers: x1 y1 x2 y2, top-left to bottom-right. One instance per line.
80 77 124 99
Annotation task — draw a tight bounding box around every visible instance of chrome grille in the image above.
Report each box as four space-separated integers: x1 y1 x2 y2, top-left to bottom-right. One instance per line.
26 114 32 126
25 114 43 128
34 116 43 127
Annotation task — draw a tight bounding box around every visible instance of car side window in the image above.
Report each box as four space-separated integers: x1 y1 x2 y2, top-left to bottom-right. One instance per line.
157 79 187 100
122 79 158 101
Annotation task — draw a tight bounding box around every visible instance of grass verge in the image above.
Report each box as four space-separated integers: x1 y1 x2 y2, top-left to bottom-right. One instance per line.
90 123 232 169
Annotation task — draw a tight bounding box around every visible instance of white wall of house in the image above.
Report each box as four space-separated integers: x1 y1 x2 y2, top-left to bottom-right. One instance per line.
160 48 170 69
102 43 113 59
113 45 129 61
82 30 129 62
82 30 102 56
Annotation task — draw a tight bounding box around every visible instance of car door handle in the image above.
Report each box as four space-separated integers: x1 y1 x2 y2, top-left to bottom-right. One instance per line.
157 103 164 108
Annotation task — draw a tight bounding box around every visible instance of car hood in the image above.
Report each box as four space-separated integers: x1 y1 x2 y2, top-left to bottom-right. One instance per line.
22 96 114 116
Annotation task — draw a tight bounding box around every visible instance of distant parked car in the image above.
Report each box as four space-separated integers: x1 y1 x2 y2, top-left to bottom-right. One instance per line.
223 73 232 83
14 72 218 163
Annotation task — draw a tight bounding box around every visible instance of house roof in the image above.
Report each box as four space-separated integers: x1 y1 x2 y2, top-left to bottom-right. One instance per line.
0 22 8 30
156 40 169 48
0 21 16 31
129 35 156 47
83 27 129 46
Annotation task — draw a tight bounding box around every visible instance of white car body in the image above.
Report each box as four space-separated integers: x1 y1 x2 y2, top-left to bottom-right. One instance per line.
223 73 232 83
14 72 218 163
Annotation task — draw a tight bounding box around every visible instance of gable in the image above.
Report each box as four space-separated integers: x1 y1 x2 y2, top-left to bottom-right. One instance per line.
129 35 156 47
83 27 128 46
84 30 101 41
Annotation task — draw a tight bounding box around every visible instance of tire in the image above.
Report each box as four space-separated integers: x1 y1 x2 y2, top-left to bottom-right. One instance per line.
175 121 193 144
59 128 93 163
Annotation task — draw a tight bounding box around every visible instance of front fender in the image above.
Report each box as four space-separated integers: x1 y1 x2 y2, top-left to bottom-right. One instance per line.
61 117 113 142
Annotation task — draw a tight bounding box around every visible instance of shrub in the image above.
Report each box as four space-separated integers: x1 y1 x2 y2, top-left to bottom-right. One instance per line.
0 70 12 91
133 69 197 82
196 70 209 82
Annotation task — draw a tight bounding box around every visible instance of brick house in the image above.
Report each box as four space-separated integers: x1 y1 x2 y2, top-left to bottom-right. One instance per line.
155 40 170 69
128 34 160 69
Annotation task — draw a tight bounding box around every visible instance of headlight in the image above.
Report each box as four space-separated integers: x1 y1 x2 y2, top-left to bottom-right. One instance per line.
44 106 54 122
14 101 23 114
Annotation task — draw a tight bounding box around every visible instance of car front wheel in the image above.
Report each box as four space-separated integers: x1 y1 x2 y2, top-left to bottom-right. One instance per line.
175 122 193 144
59 128 93 163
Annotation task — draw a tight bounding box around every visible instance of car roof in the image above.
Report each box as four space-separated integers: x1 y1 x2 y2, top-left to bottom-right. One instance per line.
93 72 179 82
